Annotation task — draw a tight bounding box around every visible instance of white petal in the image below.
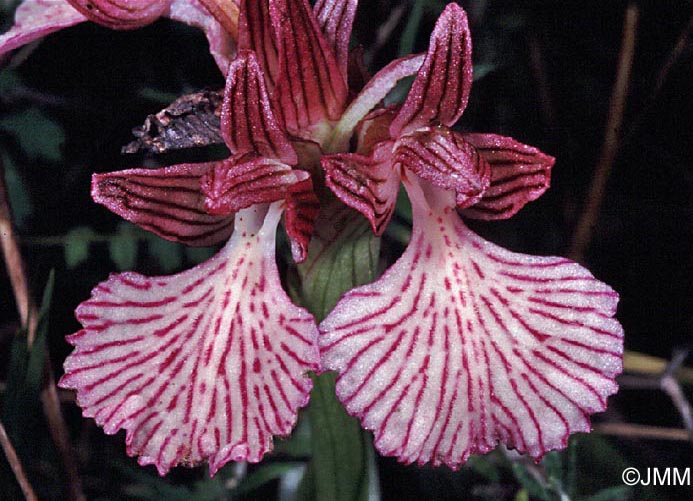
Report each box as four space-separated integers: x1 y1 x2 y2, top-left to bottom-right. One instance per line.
60 203 319 475
319 180 623 467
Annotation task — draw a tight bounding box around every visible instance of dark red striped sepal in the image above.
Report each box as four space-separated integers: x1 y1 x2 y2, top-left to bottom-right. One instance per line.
221 51 297 165
314 0 358 78
322 148 400 236
284 178 320 263
319 179 623 467
66 0 170 29
269 0 348 141
201 154 310 215
389 3 473 137
92 163 233 247
59 203 320 476
461 134 555 220
394 129 491 209
238 0 277 88
0 0 87 57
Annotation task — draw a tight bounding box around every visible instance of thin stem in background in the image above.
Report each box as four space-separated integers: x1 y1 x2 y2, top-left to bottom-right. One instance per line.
623 14 693 146
595 423 690 442
568 3 639 262
0 158 86 501
0 159 36 343
0 420 37 501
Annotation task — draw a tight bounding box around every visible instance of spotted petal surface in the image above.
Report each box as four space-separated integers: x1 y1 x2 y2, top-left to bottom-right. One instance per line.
319 180 623 467
60 204 320 475
0 0 86 57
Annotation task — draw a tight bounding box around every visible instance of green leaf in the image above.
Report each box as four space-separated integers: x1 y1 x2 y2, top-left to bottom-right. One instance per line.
398 1 425 57
110 222 138 270
185 245 217 265
1 152 33 229
0 107 65 163
511 462 551 501
0 68 23 95
1 271 54 459
583 485 632 501
514 489 530 501
235 462 304 495
467 455 501 483
64 226 95 268
296 206 381 501
146 236 183 273
298 210 379 321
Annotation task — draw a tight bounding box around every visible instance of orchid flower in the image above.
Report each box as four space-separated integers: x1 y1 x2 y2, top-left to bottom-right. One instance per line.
55 0 355 476
50 0 623 477
0 0 239 72
319 4 624 467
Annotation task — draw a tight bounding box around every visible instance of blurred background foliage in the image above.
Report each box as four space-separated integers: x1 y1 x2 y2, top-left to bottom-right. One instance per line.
0 0 692 499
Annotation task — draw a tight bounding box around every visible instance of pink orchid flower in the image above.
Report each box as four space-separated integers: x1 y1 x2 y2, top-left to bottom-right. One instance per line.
319 4 624 467
0 0 239 72
56 0 355 476
51 0 623 477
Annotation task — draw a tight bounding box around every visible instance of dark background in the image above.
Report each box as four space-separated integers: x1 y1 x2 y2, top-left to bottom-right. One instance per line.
1 0 691 499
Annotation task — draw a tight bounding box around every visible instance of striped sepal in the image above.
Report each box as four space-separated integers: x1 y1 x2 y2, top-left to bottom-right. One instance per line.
394 129 490 209
284 178 320 263
221 51 297 165
319 179 623 467
201 154 310 215
92 163 233 247
461 134 555 220
314 0 357 78
59 204 320 476
0 0 87 57
269 0 348 140
322 149 400 236
66 0 169 29
238 0 277 88
390 3 473 137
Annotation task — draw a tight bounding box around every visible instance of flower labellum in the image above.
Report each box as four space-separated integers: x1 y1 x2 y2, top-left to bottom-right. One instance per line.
319 3 623 467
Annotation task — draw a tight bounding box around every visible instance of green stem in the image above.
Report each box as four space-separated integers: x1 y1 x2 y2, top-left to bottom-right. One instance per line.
297 206 381 501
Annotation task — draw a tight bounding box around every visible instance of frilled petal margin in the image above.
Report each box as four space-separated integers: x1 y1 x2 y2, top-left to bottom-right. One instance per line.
92 163 233 247
461 134 555 220
319 179 623 467
0 0 86 57
59 203 320 476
